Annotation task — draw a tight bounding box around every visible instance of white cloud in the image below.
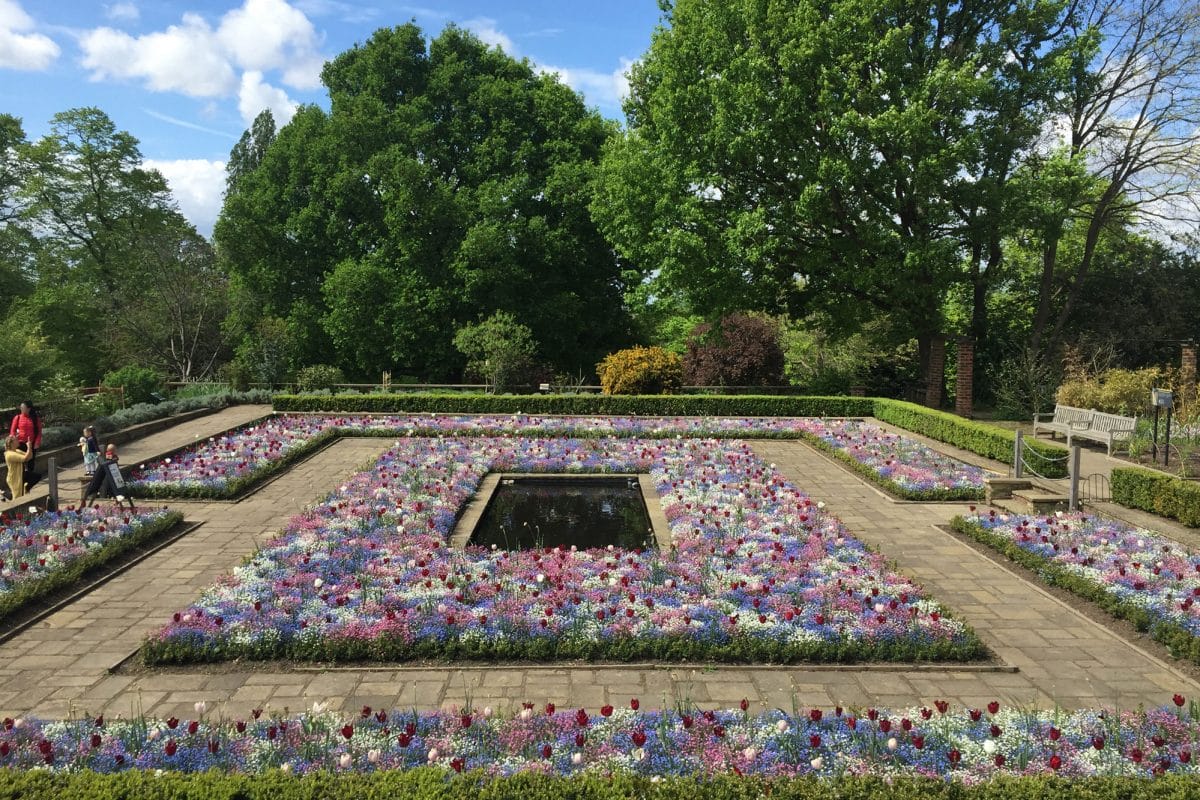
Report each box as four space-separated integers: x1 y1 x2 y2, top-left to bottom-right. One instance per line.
79 0 324 101
0 0 60 71
105 2 139 22
144 157 227 236
80 16 238 97
464 17 516 55
217 0 323 88
539 58 634 112
238 70 297 126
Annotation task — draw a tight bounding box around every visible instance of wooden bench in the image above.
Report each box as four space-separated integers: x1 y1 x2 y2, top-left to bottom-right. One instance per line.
1032 404 1136 455
1032 405 1094 447
1074 411 1137 455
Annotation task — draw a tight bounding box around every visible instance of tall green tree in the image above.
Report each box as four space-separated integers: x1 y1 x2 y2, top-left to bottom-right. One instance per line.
216 23 632 380
16 108 227 383
594 0 1078 385
0 114 35 300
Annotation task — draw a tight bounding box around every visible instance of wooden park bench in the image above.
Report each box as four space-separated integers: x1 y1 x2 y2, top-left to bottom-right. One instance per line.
1032 404 1137 455
1075 411 1137 455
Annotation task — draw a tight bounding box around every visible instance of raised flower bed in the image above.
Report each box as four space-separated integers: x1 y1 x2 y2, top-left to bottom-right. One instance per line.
0 697 1196 779
144 436 983 664
793 419 988 500
0 506 183 622
952 510 1200 663
128 415 986 501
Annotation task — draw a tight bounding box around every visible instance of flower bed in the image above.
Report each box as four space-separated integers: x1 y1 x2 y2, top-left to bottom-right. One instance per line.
0 506 183 621
793 419 987 500
128 415 986 501
952 510 1200 663
1 698 1197 779
144 436 982 664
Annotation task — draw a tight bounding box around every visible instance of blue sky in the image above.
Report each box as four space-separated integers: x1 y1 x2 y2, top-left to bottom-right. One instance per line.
1 0 662 235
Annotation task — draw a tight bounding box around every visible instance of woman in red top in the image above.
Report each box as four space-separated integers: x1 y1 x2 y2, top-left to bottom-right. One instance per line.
8 400 42 491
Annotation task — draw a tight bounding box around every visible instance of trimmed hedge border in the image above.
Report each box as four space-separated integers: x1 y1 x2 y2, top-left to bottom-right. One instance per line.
272 394 1069 478
0 510 183 623
273 393 876 417
871 400 1067 479
1111 467 1200 528
0 771 1197 799
142 626 987 666
950 516 1200 664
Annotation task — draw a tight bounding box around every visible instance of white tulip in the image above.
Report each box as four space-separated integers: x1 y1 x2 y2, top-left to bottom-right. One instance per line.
810 756 823 770
572 752 583 765
983 739 997 755
775 720 790 733
887 737 898 751
427 748 439 762
194 701 206 715
367 749 381 764
339 753 352 769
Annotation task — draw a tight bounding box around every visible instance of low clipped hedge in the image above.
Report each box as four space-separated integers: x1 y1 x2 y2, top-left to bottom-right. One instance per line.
272 393 1067 477
2 770 1197 800
143 623 987 667
873 400 1067 478
273 393 875 417
1111 467 1200 528
951 516 1200 665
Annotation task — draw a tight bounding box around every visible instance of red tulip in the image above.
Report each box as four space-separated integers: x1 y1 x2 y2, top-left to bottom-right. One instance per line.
600 704 613 717
165 739 177 757
341 724 354 739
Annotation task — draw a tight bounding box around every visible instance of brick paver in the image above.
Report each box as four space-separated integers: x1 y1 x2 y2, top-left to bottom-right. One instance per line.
0 413 1196 723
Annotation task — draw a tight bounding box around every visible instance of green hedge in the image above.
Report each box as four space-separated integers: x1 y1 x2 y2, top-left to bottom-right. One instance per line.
273 393 875 417
872 400 1067 479
273 393 1068 478
143 623 987 667
951 516 1200 664
1111 467 1200 528
2 770 1197 799
0 511 183 623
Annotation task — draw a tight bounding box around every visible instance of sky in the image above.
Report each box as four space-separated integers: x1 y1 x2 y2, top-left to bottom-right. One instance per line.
0 0 663 236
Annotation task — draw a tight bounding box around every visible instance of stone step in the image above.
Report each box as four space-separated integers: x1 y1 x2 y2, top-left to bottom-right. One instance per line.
984 476 1033 502
1011 489 1070 514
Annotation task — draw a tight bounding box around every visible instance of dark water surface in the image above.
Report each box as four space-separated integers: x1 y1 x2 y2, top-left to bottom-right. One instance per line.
471 476 654 551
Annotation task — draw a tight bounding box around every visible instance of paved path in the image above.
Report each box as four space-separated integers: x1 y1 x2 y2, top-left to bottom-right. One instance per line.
0 415 1196 723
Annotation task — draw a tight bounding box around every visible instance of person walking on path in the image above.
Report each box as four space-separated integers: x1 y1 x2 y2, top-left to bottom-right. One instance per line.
8 401 42 491
4 434 33 500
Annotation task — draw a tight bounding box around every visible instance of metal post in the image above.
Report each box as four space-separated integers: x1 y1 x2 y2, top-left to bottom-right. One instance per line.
1152 405 1160 461
1069 446 1081 512
46 457 58 512
1165 405 1173 467
1013 430 1024 479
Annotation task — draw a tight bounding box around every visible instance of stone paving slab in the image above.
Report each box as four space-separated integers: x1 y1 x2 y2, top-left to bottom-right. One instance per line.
1 417 1197 721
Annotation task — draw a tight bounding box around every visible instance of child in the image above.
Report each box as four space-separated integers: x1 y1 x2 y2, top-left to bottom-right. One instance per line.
79 425 100 476
4 435 33 501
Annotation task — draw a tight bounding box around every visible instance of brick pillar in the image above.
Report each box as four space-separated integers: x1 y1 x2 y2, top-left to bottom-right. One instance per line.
924 336 945 408
1183 341 1197 401
955 338 974 418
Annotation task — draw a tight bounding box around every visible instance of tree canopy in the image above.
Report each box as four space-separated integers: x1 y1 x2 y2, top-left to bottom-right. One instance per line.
216 23 633 381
